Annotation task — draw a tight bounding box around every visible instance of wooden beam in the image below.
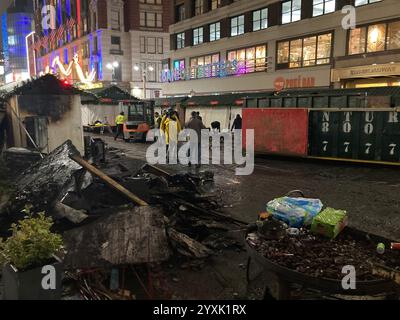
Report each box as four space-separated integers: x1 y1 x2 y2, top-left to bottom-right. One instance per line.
70 154 149 206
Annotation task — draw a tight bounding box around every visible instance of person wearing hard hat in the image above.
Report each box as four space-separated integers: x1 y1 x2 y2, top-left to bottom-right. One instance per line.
114 112 126 141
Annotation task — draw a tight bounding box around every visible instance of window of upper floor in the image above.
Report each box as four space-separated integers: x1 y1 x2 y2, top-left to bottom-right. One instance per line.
253 8 268 31
210 22 221 41
348 20 400 55
231 15 244 37
312 0 335 17
282 0 302 25
193 27 204 45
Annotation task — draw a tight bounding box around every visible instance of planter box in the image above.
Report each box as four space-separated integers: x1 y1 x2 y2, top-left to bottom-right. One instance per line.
2 257 63 300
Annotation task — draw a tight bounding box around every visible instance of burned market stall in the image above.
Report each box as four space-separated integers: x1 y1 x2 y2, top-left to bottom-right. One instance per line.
1 74 87 155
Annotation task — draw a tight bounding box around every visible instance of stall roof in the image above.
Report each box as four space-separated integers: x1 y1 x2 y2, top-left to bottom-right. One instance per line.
0 74 87 100
84 85 139 104
154 96 188 107
181 91 275 107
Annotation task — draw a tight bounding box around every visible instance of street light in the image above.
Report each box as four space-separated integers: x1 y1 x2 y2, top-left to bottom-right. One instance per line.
133 64 155 99
107 61 119 83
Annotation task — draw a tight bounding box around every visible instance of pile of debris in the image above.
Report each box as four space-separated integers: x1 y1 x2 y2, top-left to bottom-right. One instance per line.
0 140 244 298
248 228 400 281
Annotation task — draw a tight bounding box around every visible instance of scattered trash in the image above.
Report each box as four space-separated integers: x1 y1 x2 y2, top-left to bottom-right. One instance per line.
391 243 400 250
377 243 385 254
286 227 300 236
266 196 323 228
310 207 348 239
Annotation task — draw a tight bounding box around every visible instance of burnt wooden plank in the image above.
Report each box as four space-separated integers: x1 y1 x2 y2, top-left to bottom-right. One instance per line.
63 206 170 268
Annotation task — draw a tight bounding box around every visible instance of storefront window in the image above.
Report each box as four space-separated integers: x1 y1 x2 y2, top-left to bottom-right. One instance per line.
173 59 185 71
277 33 332 69
289 39 302 68
189 54 220 79
349 27 366 55
277 42 289 64
303 36 317 67
348 20 400 55
227 45 267 73
387 21 400 50
367 24 386 52
317 33 332 64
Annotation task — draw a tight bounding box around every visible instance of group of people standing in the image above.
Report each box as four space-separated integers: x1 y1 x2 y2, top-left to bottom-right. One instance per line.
154 109 242 167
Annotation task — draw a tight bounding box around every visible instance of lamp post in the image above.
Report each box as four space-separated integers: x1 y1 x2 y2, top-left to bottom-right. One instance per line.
134 64 154 99
106 61 119 84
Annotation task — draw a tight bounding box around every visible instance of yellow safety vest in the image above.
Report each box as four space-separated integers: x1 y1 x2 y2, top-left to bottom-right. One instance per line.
116 115 125 125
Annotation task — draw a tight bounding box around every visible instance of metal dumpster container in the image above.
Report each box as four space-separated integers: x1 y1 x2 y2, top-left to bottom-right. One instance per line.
309 110 400 163
242 108 309 157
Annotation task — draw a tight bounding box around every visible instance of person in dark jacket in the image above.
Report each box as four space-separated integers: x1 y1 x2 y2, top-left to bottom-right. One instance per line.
186 111 206 167
231 114 242 131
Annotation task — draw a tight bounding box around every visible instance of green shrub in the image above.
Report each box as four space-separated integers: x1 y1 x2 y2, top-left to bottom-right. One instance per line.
0 207 63 271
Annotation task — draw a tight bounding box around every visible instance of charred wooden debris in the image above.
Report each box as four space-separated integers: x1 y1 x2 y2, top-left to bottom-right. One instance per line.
0 140 245 299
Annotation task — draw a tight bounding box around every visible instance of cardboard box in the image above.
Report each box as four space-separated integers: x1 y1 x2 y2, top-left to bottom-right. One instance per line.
311 208 348 239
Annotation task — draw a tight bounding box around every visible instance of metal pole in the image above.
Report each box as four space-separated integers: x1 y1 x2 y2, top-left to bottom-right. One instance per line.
142 71 146 99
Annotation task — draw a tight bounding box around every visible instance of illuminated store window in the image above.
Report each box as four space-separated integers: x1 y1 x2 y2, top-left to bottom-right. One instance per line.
387 21 400 50
282 0 302 24
312 0 335 17
177 32 185 49
193 27 203 45
227 45 267 73
210 22 220 42
253 8 268 31
230 15 244 37
277 33 332 69
348 20 400 55
173 59 185 73
190 53 219 79
355 0 382 6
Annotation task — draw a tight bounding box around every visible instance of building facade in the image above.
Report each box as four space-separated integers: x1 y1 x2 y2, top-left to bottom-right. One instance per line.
162 0 400 96
31 0 171 99
1 0 34 84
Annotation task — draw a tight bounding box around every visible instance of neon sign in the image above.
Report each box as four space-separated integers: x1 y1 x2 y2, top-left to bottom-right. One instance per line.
40 53 96 86
161 59 243 82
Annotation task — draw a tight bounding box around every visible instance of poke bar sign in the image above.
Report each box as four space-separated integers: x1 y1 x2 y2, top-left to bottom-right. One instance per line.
274 76 316 91
161 59 241 82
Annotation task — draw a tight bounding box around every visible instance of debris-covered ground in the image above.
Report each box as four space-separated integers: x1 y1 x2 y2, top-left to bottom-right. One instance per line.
1 133 400 300
247 228 400 281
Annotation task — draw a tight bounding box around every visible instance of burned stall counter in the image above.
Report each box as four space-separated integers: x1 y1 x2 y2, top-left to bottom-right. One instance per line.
309 110 400 162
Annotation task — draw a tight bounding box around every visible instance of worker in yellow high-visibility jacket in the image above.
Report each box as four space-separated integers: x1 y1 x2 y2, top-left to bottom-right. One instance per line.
114 112 126 141
160 110 181 162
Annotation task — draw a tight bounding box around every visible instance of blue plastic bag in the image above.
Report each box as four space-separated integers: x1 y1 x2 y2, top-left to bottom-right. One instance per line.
266 196 323 228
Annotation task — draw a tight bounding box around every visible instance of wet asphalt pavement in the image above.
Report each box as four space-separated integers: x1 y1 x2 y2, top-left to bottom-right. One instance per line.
93 134 400 242
87 134 400 299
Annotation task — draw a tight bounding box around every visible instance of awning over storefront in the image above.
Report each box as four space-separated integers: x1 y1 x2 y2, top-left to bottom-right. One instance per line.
332 63 400 82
